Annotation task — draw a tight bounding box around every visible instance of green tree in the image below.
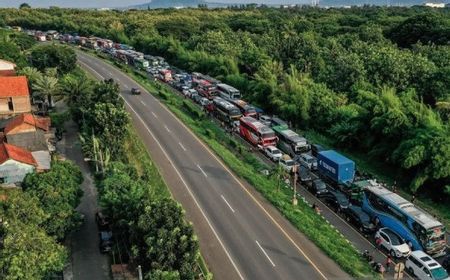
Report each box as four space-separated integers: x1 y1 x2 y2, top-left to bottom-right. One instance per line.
19 3 31 9
22 161 83 240
0 190 67 280
30 44 77 74
32 73 60 107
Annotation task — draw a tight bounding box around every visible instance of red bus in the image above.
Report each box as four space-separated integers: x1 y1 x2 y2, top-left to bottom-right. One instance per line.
239 116 277 147
195 79 217 99
230 99 257 118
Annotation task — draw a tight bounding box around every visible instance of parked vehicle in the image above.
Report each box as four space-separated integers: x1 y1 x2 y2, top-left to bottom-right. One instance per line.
95 211 110 230
199 97 210 107
216 83 241 100
192 93 202 104
279 154 295 173
375 227 411 258
99 231 113 253
321 189 350 212
131 87 141 95
297 153 317 170
183 89 197 98
362 184 447 257
442 255 450 272
311 144 325 158
258 115 272 126
405 251 449 280
270 117 288 128
342 205 376 234
306 179 328 197
298 165 312 185
239 116 277 147
212 97 242 125
272 124 309 157
317 150 355 186
263 145 282 162
230 99 257 118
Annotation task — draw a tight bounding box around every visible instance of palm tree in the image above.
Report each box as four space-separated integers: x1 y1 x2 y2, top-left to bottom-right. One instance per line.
61 74 93 108
273 164 288 193
17 66 42 89
32 74 60 110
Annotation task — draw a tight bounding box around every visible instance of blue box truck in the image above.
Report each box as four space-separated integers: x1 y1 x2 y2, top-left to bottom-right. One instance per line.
317 150 355 185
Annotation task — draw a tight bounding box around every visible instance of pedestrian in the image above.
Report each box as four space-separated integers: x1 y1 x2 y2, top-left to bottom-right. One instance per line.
392 181 397 193
375 236 382 251
411 193 416 203
315 205 321 215
385 255 392 272
312 203 316 210
378 263 386 278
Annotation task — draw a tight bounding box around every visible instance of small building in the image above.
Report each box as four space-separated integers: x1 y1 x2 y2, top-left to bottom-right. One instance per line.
0 76 32 118
0 142 37 184
424 2 445 7
0 60 16 77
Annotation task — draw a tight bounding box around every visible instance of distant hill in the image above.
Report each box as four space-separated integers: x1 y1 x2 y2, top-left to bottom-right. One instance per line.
130 0 208 9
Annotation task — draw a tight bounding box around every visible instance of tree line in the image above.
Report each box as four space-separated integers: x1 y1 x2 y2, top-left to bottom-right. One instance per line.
2 6 446 198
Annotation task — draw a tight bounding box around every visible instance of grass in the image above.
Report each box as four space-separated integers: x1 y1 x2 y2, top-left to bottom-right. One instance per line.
116 64 378 279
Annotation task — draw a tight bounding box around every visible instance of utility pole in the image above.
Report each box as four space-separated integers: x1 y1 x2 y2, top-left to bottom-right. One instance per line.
292 164 298 205
138 265 143 280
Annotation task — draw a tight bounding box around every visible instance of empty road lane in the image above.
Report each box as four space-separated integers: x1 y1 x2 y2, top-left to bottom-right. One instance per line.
77 51 350 280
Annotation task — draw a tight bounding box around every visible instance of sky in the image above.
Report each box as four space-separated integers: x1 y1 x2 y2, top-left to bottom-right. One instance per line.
0 0 300 8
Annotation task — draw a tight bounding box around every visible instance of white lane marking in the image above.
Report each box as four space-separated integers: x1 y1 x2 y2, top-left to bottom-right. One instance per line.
178 142 187 152
124 84 129 89
256 240 276 267
108 71 113 76
119 97 244 280
197 164 208 178
221 195 235 213
77 61 104 79
164 125 171 133
151 112 158 119
140 100 147 106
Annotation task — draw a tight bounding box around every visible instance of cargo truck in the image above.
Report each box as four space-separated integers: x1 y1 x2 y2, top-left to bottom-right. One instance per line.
317 150 355 188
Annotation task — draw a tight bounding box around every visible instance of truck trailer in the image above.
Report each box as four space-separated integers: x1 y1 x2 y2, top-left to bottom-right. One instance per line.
317 150 355 186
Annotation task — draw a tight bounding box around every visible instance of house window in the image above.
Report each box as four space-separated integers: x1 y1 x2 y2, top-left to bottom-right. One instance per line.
7 98 13 111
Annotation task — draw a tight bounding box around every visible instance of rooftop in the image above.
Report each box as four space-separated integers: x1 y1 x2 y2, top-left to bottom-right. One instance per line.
0 142 37 166
4 113 51 135
0 76 30 97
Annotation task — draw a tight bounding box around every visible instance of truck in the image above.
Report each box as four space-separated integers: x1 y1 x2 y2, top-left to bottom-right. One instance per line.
317 150 355 187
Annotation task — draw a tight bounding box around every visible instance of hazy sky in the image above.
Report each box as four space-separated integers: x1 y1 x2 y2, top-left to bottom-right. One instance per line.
0 0 299 8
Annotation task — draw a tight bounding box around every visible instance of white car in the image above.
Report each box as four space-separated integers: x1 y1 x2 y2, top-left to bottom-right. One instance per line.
279 154 296 173
183 89 197 98
263 146 282 162
405 250 449 280
199 97 210 106
375 227 411 258
259 115 272 126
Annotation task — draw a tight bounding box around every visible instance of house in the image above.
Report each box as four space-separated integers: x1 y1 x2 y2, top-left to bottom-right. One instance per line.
3 113 53 171
0 76 32 118
424 2 445 7
0 60 16 77
0 142 37 184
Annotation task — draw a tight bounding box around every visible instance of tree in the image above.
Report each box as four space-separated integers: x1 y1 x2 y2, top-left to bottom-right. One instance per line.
133 199 199 279
19 3 30 9
21 161 83 240
32 73 60 108
0 190 67 280
30 44 77 74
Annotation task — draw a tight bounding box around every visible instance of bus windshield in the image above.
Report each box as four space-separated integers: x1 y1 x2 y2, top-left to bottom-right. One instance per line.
262 131 275 139
230 109 241 117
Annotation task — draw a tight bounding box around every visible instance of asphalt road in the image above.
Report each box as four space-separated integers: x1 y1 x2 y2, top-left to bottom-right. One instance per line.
77 51 350 280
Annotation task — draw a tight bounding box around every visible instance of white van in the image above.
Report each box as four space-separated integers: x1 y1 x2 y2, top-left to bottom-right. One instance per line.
405 251 449 280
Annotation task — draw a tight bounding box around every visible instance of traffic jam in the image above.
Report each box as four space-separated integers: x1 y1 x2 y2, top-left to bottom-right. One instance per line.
31 29 450 278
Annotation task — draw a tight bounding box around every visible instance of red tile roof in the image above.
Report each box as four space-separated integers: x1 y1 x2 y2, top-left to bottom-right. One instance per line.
0 70 17 77
0 142 37 166
4 113 51 135
0 76 30 97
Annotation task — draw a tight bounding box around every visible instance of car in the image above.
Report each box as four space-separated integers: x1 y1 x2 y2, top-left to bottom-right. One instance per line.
264 145 282 162
405 251 449 280
342 205 376 234
306 178 328 197
270 117 288 127
131 87 141 95
191 93 202 104
297 165 312 185
258 115 272 126
95 211 110 230
279 154 296 173
297 153 318 170
199 97 211 107
99 231 113 253
311 144 325 158
320 189 350 212
375 227 411 258
443 255 450 272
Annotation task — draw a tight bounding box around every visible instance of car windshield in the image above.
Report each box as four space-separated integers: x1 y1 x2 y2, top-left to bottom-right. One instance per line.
315 181 326 189
272 149 281 155
386 231 403 245
430 267 449 280
286 161 295 167
262 131 276 138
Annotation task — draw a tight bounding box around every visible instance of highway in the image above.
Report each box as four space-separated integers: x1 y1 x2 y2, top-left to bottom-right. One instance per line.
77 51 350 280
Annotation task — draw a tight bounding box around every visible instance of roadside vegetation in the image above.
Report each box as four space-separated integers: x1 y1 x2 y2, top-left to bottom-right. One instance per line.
0 29 83 280
2 5 448 224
